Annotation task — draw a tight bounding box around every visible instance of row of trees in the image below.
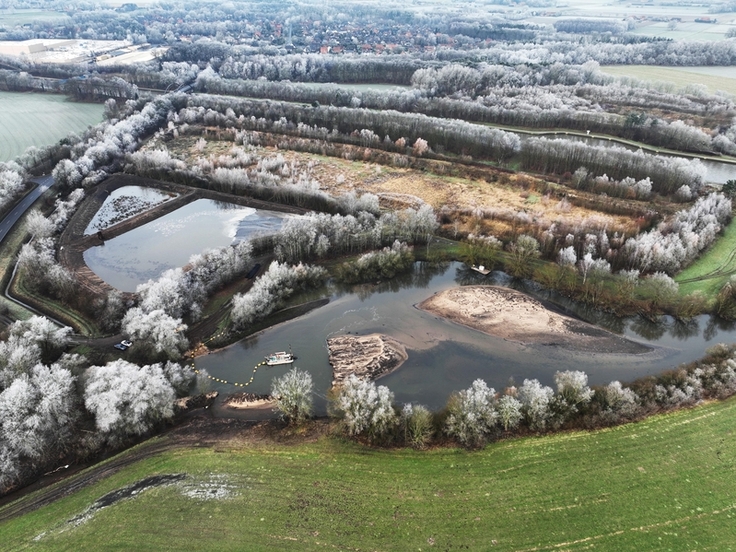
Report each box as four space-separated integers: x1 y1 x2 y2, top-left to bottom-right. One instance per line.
184 94 522 163
198 67 732 156
230 260 326 329
272 344 736 449
520 137 706 195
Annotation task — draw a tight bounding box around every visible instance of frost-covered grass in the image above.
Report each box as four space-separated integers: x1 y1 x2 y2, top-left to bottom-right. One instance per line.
0 92 104 162
601 65 736 96
676 219 736 299
3 397 736 551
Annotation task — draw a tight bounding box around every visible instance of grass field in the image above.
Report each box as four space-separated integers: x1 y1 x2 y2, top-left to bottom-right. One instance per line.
0 92 103 163
3 398 736 551
0 10 69 26
601 65 736 97
676 219 736 299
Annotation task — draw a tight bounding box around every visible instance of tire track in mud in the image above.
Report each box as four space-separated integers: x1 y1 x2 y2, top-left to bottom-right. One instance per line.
0 416 261 524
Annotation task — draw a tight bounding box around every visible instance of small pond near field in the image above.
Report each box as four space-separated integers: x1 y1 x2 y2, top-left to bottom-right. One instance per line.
84 198 288 291
196 262 736 419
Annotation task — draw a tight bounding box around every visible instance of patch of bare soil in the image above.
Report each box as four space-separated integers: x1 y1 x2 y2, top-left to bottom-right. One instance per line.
328 333 409 385
223 392 275 410
418 286 650 354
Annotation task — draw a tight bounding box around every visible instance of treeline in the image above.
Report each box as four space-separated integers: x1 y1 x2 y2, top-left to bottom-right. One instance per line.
186 94 521 162
197 69 731 156
520 137 705 195
277 344 736 449
553 18 629 35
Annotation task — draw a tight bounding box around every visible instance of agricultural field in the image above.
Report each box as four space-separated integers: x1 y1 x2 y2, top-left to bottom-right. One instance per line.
0 92 103 163
2 397 736 551
0 9 69 27
676 219 736 299
600 65 736 97
628 21 733 42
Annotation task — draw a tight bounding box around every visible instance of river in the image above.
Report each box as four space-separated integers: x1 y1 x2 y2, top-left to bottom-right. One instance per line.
195 262 736 418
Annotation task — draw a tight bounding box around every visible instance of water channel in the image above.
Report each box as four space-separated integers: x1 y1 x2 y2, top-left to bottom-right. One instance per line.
196 262 736 419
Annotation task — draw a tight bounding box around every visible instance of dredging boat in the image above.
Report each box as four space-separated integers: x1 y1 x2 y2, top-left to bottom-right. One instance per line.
264 351 295 366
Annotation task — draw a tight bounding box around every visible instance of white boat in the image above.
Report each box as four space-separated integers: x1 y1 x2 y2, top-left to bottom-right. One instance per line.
264 351 295 366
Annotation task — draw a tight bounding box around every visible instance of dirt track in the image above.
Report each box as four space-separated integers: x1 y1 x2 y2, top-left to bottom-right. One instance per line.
0 413 323 523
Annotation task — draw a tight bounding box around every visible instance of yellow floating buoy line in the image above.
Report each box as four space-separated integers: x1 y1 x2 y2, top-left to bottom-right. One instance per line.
191 361 268 387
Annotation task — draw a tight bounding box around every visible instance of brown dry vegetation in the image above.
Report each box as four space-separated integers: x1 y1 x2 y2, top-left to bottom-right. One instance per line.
147 134 647 239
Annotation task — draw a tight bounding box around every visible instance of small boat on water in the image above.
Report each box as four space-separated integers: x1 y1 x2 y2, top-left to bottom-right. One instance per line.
265 351 295 366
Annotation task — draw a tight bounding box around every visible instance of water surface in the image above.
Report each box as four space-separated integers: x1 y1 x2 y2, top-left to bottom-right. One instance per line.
196 263 736 418
84 198 287 291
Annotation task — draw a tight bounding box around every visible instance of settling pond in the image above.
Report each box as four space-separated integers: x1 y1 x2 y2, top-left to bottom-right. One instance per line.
84 198 288 291
196 262 736 418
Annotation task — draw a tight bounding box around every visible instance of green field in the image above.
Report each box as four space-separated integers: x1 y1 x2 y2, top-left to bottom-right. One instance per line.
0 92 104 163
0 10 69 26
601 65 736 96
3 398 736 551
676 219 736 298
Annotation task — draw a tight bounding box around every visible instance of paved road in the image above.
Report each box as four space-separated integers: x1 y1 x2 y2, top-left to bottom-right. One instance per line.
0 174 53 244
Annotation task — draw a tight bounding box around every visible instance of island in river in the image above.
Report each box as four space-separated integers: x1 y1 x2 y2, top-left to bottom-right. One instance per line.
418 285 650 355
327 333 409 385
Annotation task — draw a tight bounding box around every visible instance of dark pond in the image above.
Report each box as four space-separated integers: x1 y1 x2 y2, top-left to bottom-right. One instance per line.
195 262 736 419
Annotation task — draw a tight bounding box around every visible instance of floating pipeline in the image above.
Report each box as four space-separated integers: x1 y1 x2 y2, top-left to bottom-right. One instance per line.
192 360 267 387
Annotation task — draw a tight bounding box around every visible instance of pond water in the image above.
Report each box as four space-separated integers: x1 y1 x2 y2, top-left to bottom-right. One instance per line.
84 186 175 235
84 198 288 291
196 262 736 419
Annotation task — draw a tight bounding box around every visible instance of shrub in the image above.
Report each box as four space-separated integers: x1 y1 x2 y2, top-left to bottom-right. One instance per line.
271 367 313 425
400 403 435 449
444 379 498 448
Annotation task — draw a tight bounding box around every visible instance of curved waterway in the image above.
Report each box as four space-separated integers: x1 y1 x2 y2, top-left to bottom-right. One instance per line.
195 262 736 418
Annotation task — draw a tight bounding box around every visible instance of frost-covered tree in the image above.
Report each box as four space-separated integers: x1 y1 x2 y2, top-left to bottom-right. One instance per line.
271 367 313 424
122 308 188 359
330 374 397 441
557 245 577 267
518 379 554 431
444 379 498 447
496 394 523 431
84 359 176 443
599 381 639 422
0 362 77 489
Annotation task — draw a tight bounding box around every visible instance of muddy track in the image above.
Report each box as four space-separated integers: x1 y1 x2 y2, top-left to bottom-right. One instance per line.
0 414 267 523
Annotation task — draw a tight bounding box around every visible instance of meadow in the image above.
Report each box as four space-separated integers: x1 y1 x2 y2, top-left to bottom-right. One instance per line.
2 397 736 551
676 219 736 299
601 65 736 96
0 10 69 26
0 92 103 163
